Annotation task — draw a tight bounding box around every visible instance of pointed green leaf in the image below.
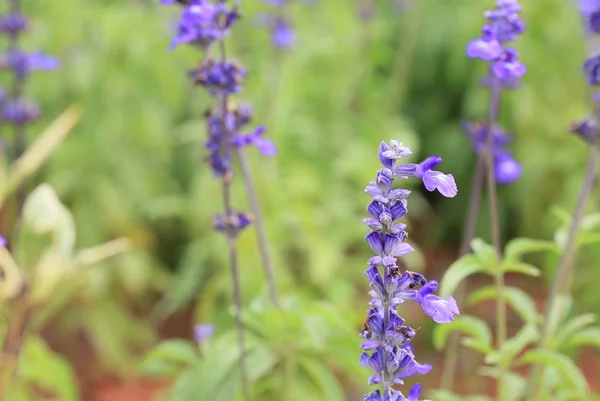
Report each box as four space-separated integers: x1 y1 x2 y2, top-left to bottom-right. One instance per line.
504 238 559 260
545 295 573 342
19 336 79 401
500 371 527 401
468 286 539 323
298 357 345 401
485 324 539 369
470 238 497 266
568 327 600 350
433 315 493 354
439 254 490 298
555 314 597 349
517 349 590 396
501 261 541 277
427 390 490 401
140 339 197 378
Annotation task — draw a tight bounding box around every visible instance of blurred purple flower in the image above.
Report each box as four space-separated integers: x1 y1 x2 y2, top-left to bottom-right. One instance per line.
194 324 214 343
467 1 525 80
462 121 521 184
0 14 27 35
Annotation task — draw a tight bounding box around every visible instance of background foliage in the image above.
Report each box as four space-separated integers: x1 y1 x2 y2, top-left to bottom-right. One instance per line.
2 0 599 399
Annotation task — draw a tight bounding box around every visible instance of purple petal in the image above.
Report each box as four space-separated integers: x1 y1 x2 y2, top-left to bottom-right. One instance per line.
421 171 458 198
421 295 460 323
466 38 503 61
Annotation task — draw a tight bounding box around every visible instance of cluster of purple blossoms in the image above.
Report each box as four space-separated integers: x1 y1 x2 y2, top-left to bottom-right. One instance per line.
0 9 58 129
466 0 526 81
573 0 600 144
259 0 295 49
464 1 525 182
361 141 459 401
462 121 521 184
163 0 276 235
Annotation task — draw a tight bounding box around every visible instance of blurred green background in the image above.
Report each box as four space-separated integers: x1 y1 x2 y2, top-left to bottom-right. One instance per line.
5 0 600 399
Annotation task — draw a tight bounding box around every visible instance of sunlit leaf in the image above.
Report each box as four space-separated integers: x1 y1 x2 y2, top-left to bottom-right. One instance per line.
439 254 490 298
433 315 492 354
140 339 197 378
468 285 539 323
517 349 590 396
504 238 560 260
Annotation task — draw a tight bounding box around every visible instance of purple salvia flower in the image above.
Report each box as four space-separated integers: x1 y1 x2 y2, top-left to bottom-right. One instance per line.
258 0 305 49
194 324 214 343
570 2 600 145
361 141 459 400
0 9 58 139
164 0 276 234
465 2 525 182
466 1 525 80
462 121 522 184
165 0 240 50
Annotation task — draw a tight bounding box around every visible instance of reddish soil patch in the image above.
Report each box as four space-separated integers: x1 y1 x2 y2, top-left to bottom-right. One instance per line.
89 377 170 401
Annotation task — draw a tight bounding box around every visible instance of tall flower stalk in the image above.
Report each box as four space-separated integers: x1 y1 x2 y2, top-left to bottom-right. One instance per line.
441 1 526 392
360 140 459 401
0 2 58 394
525 2 600 398
0 1 58 211
162 0 278 398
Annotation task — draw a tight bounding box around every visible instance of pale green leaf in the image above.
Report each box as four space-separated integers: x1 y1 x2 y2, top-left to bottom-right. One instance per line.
433 315 492 354
555 314 597 349
298 357 345 401
427 390 490 401
485 324 539 369
500 371 527 401
439 254 490 298
470 238 497 267
468 285 539 323
517 349 590 396
545 295 573 341
20 336 79 401
504 238 559 260
140 339 197 378
501 261 541 277
568 327 600 350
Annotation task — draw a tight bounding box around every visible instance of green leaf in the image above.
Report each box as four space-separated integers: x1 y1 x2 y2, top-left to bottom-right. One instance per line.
485 324 539 369
545 295 573 342
517 349 590 396
427 390 490 401
21 183 76 259
500 371 527 401
20 336 79 401
501 261 541 277
468 286 539 323
433 315 493 354
439 254 490 298
140 339 198 378
470 238 497 267
576 232 600 247
554 314 597 349
298 357 345 401
568 327 600 350
504 238 559 260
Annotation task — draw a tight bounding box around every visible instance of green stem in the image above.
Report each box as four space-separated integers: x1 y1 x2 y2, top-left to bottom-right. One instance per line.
525 145 598 401
484 78 506 399
440 155 486 390
388 1 422 114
